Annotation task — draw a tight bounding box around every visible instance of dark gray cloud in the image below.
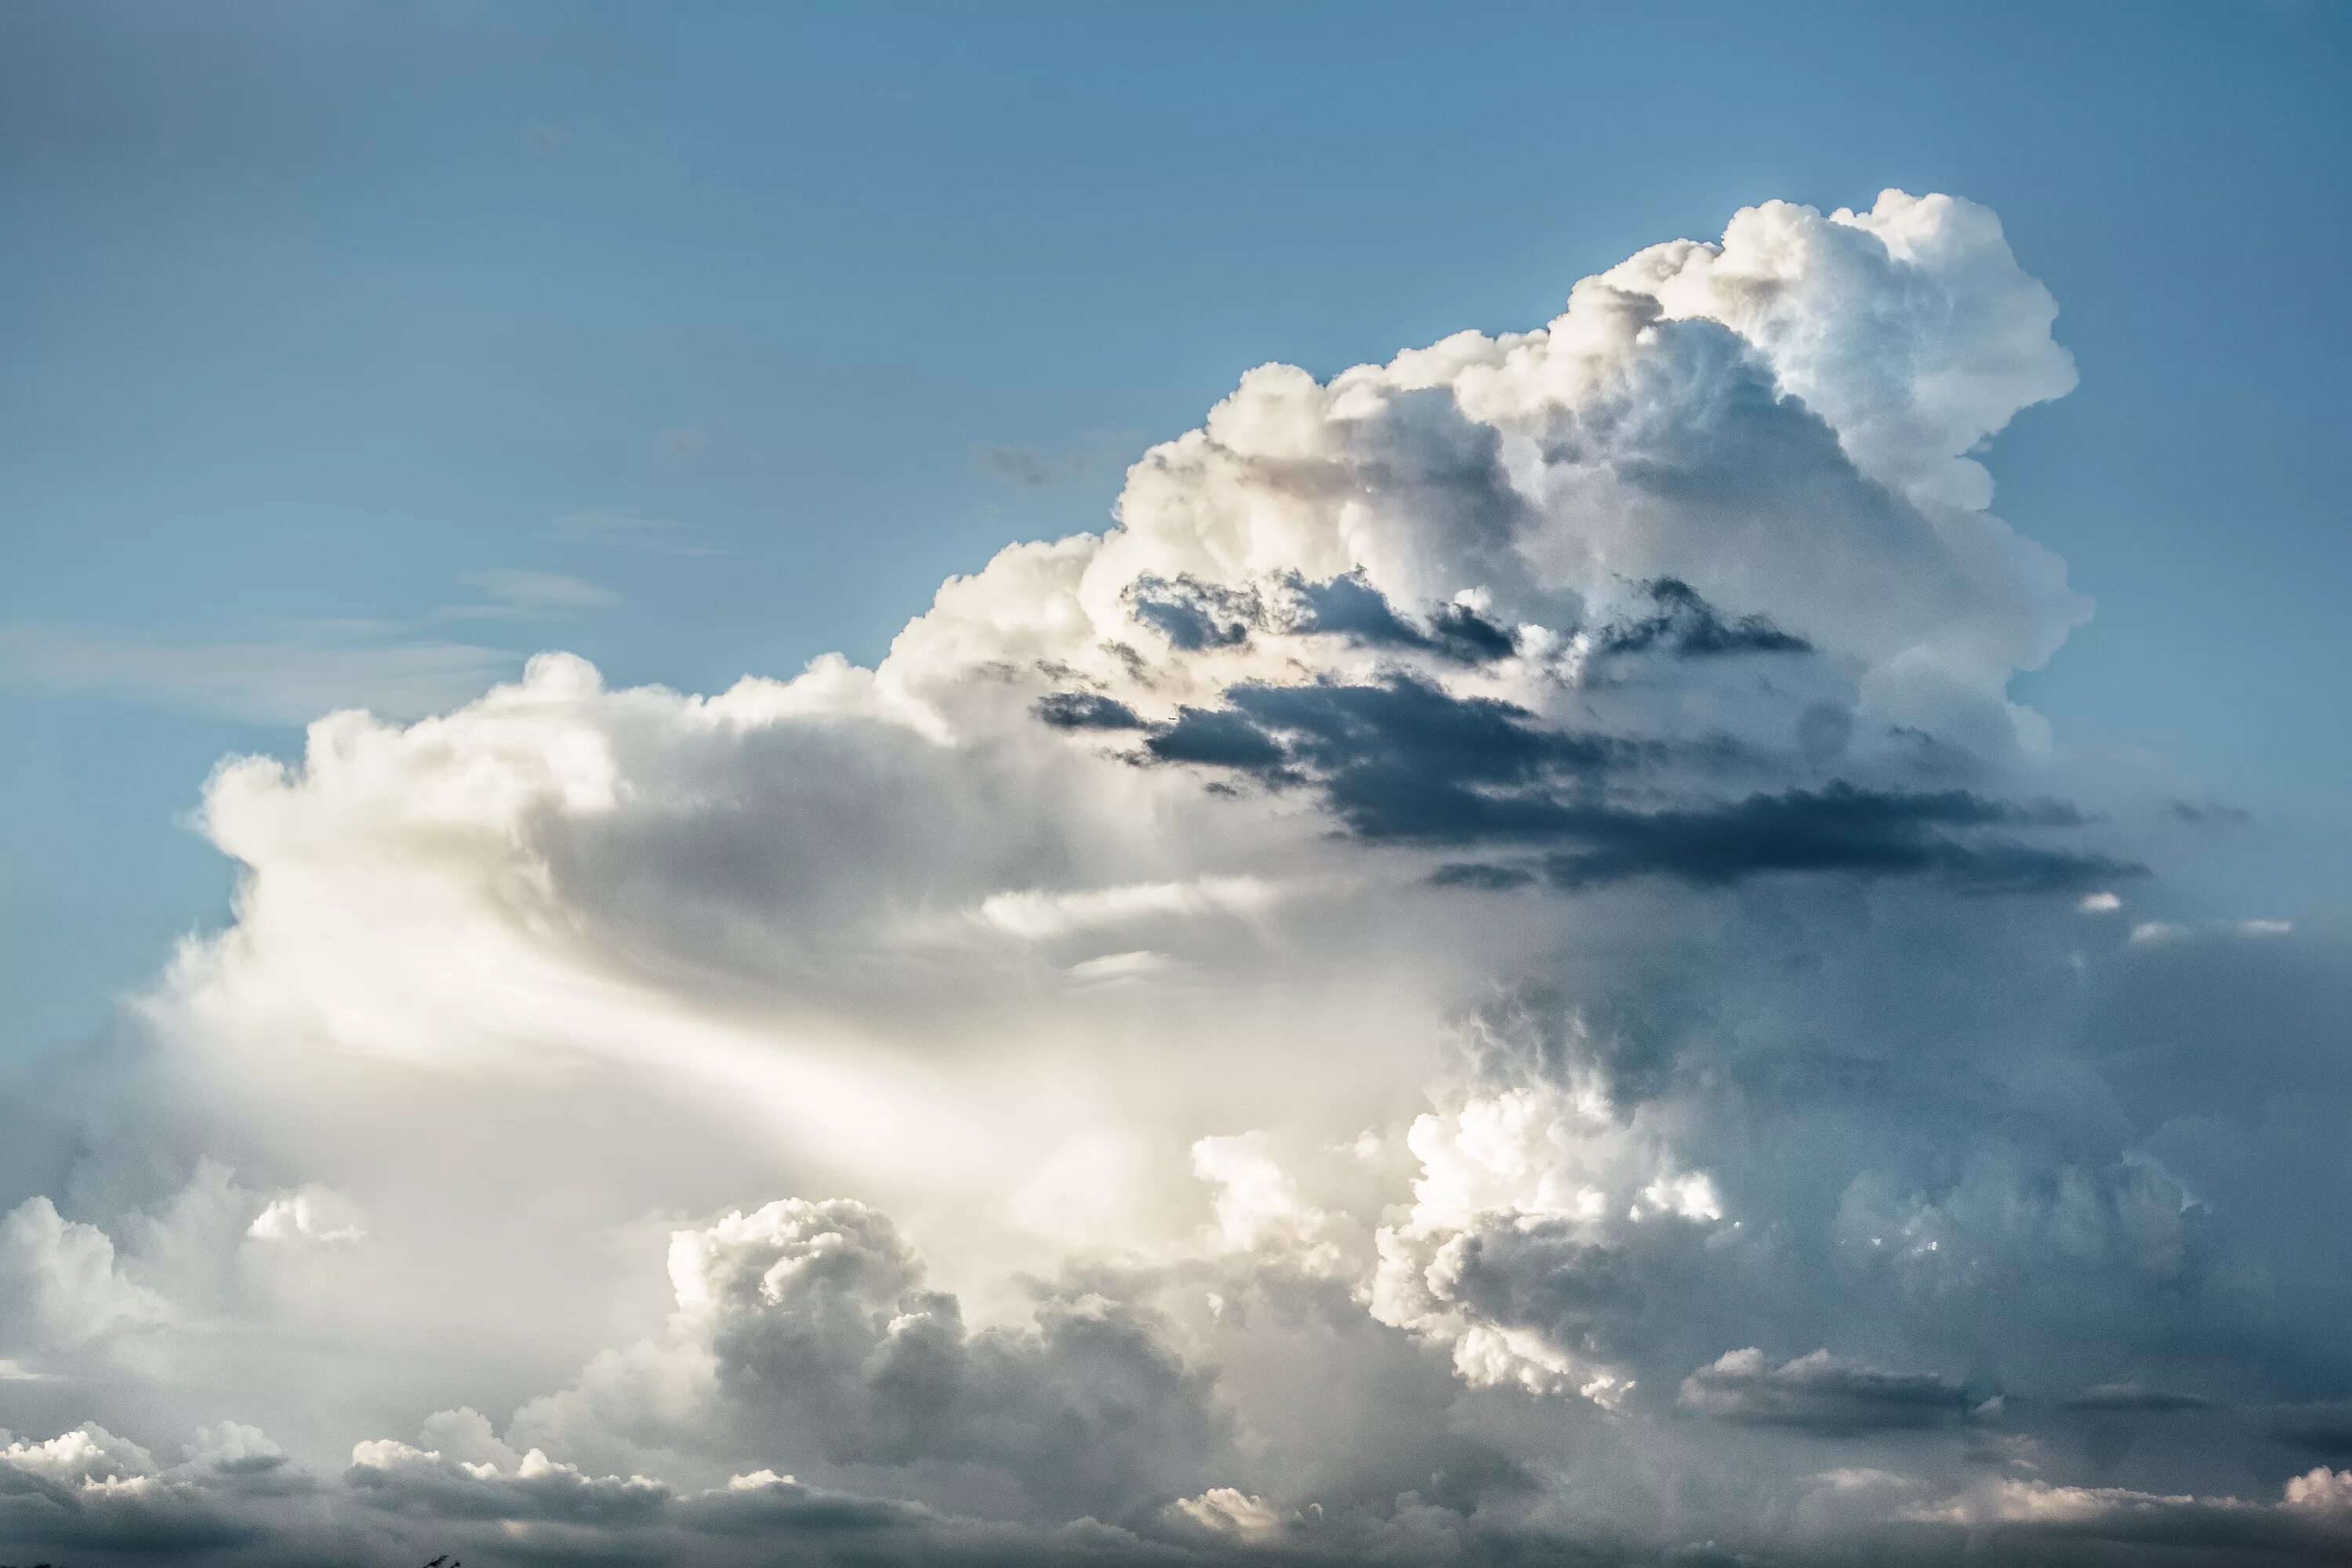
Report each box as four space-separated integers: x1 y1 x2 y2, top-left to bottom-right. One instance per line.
1131 673 2133 891
1428 861 1540 891
1127 575 1263 652
1033 690 1145 731
1598 578 1811 659
1534 785 2140 892
1145 705 1292 769
1286 572 1518 662
1425 601 1519 662
0 1431 293 1559
971 442 1072 488
2272 1404 2352 1460
1145 675 1618 839
676 1472 944 1538
1123 570 1519 665
2059 1384 2220 1414
1679 1348 1975 1435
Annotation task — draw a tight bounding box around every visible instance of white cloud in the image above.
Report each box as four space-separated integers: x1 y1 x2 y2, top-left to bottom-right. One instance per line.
0 622 516 723
1163 1486 1298 1542
4 190 2345 1567
0 1422 159 1486
550 509 720 554
0 1196 173 1352
245 1185 367 1246
2285 1467 2352 1518
967 875 1282 943
446 568 619 619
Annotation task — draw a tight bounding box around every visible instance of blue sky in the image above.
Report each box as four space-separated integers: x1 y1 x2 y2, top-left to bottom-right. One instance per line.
5 0 2348 1052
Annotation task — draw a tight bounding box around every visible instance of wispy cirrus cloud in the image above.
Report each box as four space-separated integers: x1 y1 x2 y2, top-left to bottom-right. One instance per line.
549 509 722 556
0 622 517 724
441 568 619 621
0 562 619 726
969 430 1144 490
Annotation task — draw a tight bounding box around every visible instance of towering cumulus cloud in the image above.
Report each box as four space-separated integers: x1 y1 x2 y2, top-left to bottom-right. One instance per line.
4 192 2347 1566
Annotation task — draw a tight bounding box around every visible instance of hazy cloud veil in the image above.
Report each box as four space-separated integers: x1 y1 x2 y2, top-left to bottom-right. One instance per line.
5 192 2347 1566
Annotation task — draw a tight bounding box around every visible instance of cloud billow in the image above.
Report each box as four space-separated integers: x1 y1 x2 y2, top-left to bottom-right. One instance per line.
1596 577 1812 659
1679 1348 1976 1435
1128 673 2132 890
0 191 2343 1567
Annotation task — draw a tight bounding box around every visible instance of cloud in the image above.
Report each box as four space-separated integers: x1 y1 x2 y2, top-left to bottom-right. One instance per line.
1679 1348 1974 1434
2274 1403 2352 1460
633 1197 1228 1516
1144 676 1621 816
658 426 717 461
0 1196 174 1354
0 564 612 727
1286 573 1519 662
5 190 2347 1567
1134 677 2132 890
2285 1467 2352 1519
0 623 515 723
445 568 619 619
2056 1383 2219 1413
245 1185 367 1246
970 433 1142 490
1527 786 2136 891
550 508 721 555
1035 689 1145 730
971 441 1076 488
967 875 1277 943
347 1439 673 1526
0 1421 303 1558
1595 578 1810 659
1905 1472 2352 1560
1163 1486 1298 1543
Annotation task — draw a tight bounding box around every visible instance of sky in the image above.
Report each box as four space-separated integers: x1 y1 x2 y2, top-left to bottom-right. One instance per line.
2 4 2351 1566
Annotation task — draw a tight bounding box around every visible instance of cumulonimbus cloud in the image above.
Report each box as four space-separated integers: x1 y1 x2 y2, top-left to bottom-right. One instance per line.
0 191 2340 1567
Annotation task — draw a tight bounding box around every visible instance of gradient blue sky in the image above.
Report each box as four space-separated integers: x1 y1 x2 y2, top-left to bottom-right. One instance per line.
5 0 2348 1052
